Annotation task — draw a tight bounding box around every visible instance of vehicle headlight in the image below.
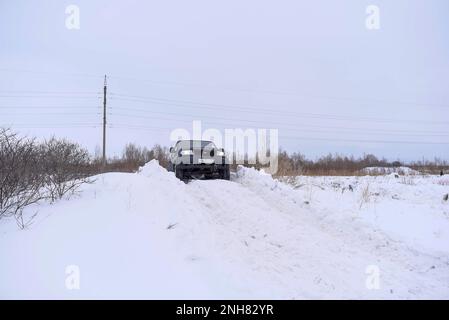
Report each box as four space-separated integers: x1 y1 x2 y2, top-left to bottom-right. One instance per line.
180 150 194 156
217 151 225 157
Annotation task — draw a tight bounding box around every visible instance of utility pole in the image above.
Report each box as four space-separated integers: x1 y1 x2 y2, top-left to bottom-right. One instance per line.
102 75 107 165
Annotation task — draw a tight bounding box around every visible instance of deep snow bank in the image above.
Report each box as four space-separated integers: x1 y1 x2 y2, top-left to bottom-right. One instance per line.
287 174 449 256
0 160 448 299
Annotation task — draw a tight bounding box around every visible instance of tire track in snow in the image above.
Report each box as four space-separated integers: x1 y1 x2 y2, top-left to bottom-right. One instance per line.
179 168 449 299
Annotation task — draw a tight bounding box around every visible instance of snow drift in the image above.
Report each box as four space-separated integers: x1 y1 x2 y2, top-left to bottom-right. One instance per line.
0 160 448 299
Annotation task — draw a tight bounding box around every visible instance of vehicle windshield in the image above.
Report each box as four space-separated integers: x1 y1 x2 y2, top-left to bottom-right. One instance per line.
177 140 216 149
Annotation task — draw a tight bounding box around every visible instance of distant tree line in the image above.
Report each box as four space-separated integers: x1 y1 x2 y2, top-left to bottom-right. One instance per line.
92 143 169 173
276 151 396 176
267 150 447 176
111 144 448 176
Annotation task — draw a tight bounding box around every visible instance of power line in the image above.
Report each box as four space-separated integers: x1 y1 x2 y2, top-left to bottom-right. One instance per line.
106 118 449 145
0 124 100 128
2 99 446 133
278 135 449 145
1 70 447 150
109 107 449 134
108 105 449 134
0 68 104 79
0 95 101 99
107 76 449 109
0 90 101 95
0 106 101 109
1 112 100 116
1 67 446 108
108 106 449 129
108 94 449 126
108 121 449 138
108 123 449 145
109 124 171 132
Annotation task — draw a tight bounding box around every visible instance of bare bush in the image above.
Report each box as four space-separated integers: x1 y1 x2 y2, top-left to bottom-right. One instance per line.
409 158 449 175
359 183 371 209
400 177 416 185
272 152 449 177
122 143 169 169
40 137 91 202
0 130 94 228
0 129 45 228
437 179 449 186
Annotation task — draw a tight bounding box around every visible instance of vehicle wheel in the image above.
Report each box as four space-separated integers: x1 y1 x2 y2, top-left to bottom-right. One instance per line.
175 166 189 183
175 166 183 180
222 167 230 180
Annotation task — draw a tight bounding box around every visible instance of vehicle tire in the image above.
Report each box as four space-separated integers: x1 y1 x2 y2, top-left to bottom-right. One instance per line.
222 166 230 180
175 166 183 180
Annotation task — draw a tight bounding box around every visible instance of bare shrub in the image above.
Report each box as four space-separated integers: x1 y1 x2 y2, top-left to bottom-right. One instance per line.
40 137 91 202
273 152 392 176
359 183 371 209
0 130 95 229
272 152 449 177
0 129 45 228
437 179 449 186
400 177 416 185
409 158 449 175
151 144 169 168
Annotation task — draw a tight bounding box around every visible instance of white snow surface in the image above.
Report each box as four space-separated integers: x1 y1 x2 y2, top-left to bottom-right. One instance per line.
1 160 449 299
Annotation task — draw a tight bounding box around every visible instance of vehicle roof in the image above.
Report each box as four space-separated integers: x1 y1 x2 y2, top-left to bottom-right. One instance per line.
175 140 216 148
176 139 213 143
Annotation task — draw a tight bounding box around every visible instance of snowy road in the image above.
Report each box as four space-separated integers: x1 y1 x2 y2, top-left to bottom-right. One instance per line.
1 161 448 299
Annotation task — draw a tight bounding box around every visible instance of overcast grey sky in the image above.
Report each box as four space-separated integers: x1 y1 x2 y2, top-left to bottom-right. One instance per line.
0 0 448 161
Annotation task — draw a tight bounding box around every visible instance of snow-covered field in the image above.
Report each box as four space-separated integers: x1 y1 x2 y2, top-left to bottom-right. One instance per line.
1 161 448 299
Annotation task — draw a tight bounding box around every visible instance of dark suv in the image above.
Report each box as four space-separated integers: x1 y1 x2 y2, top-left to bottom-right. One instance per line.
168 140 230 181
